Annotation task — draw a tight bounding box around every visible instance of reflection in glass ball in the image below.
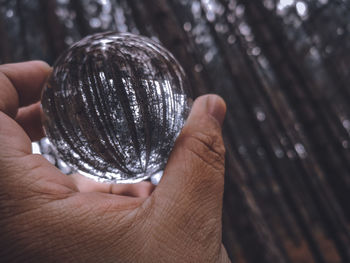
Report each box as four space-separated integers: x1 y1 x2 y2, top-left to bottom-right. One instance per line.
41 32 192 183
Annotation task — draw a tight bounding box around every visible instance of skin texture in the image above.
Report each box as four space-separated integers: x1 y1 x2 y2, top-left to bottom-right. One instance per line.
0 61 231 263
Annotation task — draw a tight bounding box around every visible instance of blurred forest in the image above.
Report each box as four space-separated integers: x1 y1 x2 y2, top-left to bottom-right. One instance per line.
1 0 350 262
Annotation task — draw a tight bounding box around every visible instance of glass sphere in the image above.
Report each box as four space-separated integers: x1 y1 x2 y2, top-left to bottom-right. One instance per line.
41 32 192 184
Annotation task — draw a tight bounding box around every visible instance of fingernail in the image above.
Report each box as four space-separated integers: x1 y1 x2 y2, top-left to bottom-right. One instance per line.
206 94 226 126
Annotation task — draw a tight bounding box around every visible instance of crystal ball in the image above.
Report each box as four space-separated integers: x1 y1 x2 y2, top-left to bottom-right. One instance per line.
41 32 192 183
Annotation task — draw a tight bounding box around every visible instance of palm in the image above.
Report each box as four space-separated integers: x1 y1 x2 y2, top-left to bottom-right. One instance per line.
0 72 154 261
0 61 230 262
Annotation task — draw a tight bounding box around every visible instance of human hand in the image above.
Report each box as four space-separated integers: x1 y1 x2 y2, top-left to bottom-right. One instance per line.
0 61 230 262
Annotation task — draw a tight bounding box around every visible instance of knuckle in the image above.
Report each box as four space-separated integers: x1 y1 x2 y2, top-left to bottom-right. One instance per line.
0 72 17 117
180 129 225 171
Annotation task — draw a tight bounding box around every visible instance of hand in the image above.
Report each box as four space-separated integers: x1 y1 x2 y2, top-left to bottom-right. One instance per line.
0 61 230 263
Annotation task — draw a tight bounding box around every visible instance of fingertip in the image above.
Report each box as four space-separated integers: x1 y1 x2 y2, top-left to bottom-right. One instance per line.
0 60 53 109
71 173 155 198
31 60 51 69
206 94 226 126
29 60 53 79
189 94 227 127
16 102 46 141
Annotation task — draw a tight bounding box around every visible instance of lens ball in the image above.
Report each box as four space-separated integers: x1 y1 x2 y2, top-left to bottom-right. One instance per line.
41 32 192 183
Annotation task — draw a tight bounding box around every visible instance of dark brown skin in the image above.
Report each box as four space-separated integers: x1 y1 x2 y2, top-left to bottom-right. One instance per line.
0 61 230 263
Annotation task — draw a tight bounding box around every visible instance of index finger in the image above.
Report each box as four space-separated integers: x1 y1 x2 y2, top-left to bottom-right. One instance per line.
0 61 51 118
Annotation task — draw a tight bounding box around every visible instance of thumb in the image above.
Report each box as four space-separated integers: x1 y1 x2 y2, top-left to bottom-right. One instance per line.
152 94 226 239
